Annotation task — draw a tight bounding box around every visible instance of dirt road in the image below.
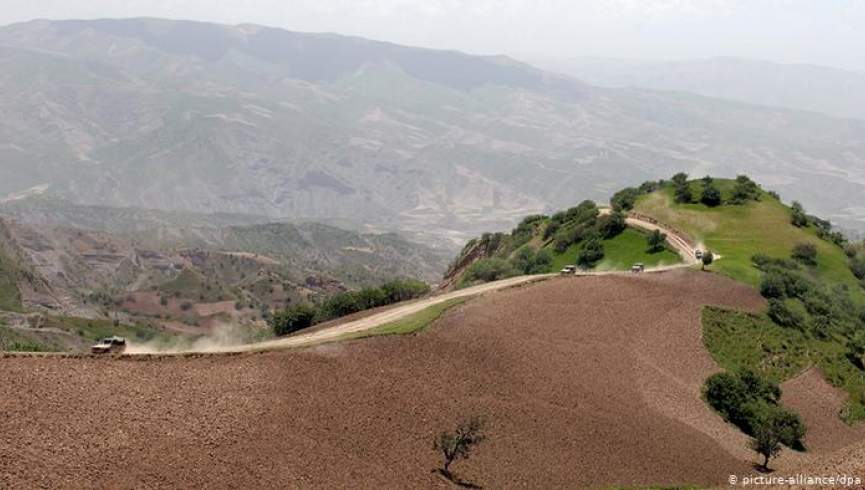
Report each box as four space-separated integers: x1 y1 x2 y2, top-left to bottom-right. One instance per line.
1 270 780 489
126 213 701 355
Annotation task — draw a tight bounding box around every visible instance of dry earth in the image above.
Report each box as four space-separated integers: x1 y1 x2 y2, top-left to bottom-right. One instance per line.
2 270 863 489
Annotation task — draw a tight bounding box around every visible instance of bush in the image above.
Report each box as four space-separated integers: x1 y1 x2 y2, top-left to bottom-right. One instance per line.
611 187 641 212
598 212 626 239
646 229 667 253
270 303 317 336
462 258 517 285
792 242 818 266
381 279 431 303
791 201 809 227
674 183 693 204
700 177 722 207
850 256 865 280
729 175 761 205
577 238 605 267
767 299 805 329
760 272 787 299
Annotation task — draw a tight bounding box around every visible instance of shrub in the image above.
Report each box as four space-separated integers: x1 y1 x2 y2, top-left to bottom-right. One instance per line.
850 256 865 280
598 212 626 239
791 201 809 227
611 187 641 212
792 242 818 266
700 176 722 207
270 303 317 336
729 175 761 204
380 279 430 303
462 258 517 285
646 229 667 253
760 272 787 299
767 299 805 329
529 249 553 274
577 238 604 267
674 183 693 204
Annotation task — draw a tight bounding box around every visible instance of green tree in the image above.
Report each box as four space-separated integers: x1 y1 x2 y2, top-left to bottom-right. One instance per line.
730 175 761 204
270 303 317 336
671 172 689 186
791 201 809 227
646 229 667 253
611 187 641 212
433 416 487 480
700 177 722 207
674 183 693 204
577 238 605 267
749 425 783 471
701 250 714 270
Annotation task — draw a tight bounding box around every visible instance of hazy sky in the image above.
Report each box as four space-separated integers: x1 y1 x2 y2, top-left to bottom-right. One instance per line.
2 0 864 71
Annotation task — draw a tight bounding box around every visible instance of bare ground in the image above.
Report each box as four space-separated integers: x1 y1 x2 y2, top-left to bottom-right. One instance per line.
1 270 862 489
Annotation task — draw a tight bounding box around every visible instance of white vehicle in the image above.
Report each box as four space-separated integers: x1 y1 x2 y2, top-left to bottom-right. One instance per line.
91 336 127 355
631 263 645 273
560 265 577 275
695 250 703 260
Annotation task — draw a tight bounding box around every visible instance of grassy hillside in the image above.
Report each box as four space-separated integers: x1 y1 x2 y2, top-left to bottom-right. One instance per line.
0 252 22 312
632 176 865 423
635 180 861 299
448 200 684 288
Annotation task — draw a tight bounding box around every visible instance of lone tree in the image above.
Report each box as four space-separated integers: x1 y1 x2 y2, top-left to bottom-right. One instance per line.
700 176 722 207
433 416 487 480
646 229 667 253
749 425 783 472
701 250 715 271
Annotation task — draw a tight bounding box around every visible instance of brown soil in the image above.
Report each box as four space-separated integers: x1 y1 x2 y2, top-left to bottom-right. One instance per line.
1 270 856 489
781 368 865 454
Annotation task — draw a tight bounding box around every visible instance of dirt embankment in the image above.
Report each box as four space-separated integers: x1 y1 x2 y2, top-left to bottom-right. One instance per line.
1 270 861 489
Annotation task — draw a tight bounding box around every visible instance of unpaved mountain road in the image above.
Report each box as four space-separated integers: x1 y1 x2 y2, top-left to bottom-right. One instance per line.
125 213 703 355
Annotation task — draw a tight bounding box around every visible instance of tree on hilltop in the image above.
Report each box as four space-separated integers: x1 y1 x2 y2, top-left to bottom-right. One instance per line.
647 229 667 253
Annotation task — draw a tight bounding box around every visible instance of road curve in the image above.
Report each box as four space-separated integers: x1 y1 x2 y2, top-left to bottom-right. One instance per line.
141 274 556 355
111 213 703 356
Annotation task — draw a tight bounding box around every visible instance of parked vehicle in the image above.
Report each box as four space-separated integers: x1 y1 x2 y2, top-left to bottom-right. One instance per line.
91 336 127 355
560 265 577 275
631 263 645 273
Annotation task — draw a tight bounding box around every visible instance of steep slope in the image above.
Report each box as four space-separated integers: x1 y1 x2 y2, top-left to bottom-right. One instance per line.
0 19 864 239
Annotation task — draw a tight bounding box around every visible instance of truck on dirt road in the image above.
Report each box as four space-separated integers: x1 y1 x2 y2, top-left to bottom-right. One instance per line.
91 336 127 355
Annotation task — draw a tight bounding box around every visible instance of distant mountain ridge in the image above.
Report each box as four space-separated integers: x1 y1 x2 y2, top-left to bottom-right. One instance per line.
539 56 865 121
1 18 864 238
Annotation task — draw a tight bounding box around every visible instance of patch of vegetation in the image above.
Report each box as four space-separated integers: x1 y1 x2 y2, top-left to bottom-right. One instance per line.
270 279 432 336
634 177 862 296
703 305 865 423
43 315 162 343
596 228 680 270
459 258 518 287
703 369 806 450
0 252 24 312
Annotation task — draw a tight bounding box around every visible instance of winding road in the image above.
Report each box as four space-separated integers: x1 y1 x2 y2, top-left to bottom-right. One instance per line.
126 212 702 355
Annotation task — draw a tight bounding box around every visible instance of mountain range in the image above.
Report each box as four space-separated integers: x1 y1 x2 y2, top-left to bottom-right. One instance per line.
0 18 864 242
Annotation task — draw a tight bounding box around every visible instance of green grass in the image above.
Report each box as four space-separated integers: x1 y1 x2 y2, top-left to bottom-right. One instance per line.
547 228 681 272
0 253 24 312
0 326 52 352
43 316 164 343
596 228 681 270
635 184 862 303
339 297 471 341
703 306 865 422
